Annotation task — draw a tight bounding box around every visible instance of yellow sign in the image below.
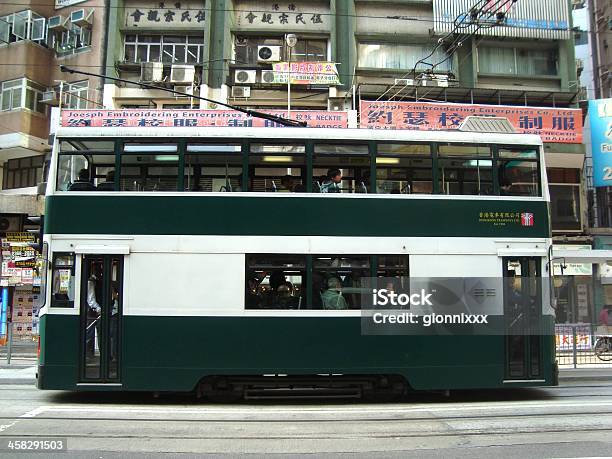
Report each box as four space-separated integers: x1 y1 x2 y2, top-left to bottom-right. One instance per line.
272 62 340 85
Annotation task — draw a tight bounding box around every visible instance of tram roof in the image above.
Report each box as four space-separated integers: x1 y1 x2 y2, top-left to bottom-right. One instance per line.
55 127 544 146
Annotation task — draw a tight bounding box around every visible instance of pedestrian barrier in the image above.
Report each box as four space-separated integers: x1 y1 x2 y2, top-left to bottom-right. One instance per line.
555 323 612 367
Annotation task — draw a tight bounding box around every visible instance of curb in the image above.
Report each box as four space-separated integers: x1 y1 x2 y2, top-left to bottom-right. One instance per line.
0 379 36 385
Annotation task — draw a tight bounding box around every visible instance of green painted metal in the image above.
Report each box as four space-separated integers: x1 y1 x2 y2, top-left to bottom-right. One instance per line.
335 0 356 89
45 195 550 237
38 314 556 391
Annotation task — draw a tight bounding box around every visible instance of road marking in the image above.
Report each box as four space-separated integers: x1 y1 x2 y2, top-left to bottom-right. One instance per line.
20 406 48 418
31 400 612 417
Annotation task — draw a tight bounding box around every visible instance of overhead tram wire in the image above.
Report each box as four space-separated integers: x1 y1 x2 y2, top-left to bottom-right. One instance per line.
59 65 307 127
375 0 519 103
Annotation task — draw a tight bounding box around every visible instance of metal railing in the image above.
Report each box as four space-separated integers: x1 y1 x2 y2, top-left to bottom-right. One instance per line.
555 323 612 367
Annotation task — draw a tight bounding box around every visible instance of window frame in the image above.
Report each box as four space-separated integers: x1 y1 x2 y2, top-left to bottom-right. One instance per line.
50 252 76 308
123 34 204 64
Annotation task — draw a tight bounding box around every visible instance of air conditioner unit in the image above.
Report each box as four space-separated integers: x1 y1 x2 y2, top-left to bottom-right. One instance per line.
70 9 92 27
260 70 277 84
140 62 164 82
394 78 414 86
48 15 67 30
169 64 195 83
174 85 194 95
40 90 59 105
257 45 281 62
235 36 248 46
0 215 22 233
231 86 251 98
234 69 256 84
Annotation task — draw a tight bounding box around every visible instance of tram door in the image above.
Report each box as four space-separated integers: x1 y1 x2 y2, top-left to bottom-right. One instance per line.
79 255 123 382
503 257 542 380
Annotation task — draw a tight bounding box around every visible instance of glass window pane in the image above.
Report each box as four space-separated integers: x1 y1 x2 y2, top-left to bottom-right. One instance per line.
313 255 370 310
313 153 370 194
439 158 493 195
315 144 368 155
51 253 75 308
149 45 161 61
250 143 305 154
499 148 538 159
174 45 185 62
377 157 433 194
358 42 451 71
246 255 306 309
499 160 539 196
438 144 491 157
136 45 148 62
550 185 581 231
56 154 89 191
479 46 516 74
377 143 431 156
185 144 242 192
120 154 178 191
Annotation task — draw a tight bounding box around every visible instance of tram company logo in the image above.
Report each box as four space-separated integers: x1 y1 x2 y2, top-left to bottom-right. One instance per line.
521 212 534 227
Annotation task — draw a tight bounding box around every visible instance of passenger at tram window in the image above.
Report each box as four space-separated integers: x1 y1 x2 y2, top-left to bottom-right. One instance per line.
321 276 348 310
246 276 264 309
320 169 342 193
343 270 367 309
68 168 95 191
97 170 115 191
276 282 299 309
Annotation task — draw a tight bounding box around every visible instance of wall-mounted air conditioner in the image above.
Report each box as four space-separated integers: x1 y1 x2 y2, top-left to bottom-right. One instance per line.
174 85 194 95
169 64 195 83
257 45 281 63
0 215 22 233
394 78 414 86
140 62 164 82
40 90 59 105
48 15 67 30
70 9 93 27
231 86 251 98
234 69 256 84
260 70 276 84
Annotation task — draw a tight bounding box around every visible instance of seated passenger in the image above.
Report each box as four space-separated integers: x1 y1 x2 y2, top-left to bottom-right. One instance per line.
276 282 299 309
245 276 263 309
320 169 342 193
279 175 296 192
68 168 95 191
321 277 348 310
97 170 115 191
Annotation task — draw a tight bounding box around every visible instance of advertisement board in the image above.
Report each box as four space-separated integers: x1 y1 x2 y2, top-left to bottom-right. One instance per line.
588 99 612 187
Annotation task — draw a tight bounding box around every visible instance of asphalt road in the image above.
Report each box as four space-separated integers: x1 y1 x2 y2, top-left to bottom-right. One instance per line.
0 381 611 458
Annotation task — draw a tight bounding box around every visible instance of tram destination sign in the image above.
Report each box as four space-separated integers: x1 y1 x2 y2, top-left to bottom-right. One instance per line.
60 110 349 129
361 101 583 144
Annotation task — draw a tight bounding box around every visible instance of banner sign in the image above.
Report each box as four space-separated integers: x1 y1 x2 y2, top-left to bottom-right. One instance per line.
360 101 583 144
60 110 348 129
271 62 340 85
55 0 87 8
588 99 612 187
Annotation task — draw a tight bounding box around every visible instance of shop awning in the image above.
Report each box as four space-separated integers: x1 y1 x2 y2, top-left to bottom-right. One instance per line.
552 249 612 263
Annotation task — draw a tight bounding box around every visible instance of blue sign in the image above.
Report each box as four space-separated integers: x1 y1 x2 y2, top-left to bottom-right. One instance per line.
589 99 612 187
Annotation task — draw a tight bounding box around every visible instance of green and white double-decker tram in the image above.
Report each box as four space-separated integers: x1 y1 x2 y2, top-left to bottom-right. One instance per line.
37 122 556 396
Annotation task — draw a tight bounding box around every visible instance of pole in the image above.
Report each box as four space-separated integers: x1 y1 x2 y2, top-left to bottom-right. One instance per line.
287 48 291 119
6 321 12 365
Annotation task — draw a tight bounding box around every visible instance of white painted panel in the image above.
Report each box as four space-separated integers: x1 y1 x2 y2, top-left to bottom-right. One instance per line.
125 253 245 316
410 254 500 278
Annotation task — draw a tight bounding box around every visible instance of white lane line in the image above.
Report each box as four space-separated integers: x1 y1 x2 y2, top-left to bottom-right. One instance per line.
19 406 48 418
0 406 47 433
37 400 612 416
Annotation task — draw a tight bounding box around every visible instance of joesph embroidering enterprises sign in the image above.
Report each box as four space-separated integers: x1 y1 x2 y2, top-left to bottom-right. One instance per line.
361 101 583 144
60 110 349 128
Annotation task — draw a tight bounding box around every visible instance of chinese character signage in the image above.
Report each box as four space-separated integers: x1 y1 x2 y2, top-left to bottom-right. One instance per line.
271 62 339 85
588 99 612 187
60 110 348 129
125 1 206 29
236 1 330 31
360 101 583 144
433 0 571 39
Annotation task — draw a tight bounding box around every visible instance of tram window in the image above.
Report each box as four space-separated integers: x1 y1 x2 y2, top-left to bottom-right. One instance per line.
246 255 306 309
376 157 433 194
498 148 539 197
185 144 242 192
249 143 306 192
57 154 89 191
50 253 75 308
121 144 179 191
438 144 493 195
57 140 116 191
313 255 370 309
313 143 369 193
